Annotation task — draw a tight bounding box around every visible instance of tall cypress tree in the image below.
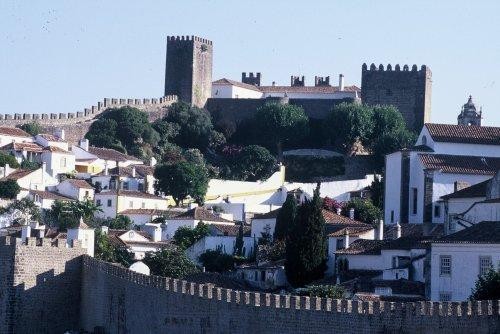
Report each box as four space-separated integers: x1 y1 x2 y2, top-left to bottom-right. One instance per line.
234 222 244 256
274 194 297 241
285 183 327 287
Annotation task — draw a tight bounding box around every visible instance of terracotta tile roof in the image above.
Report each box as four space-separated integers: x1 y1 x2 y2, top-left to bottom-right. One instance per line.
169 207 232 223
322 209 374 237
440 179 490 200
43 146 70 154
384 223 443 239
0 127 31 138
38 133 63 142
209 224 250 237
328 225 374 237
433 221 500 244
65 179 94 189
30 190 74 201
212 78 262 92
96 165 154 178
419 154 500 175
119 208 169 215
106 229 169 248
97 189 165 200
335 239 388 255
425 123 500 146
253 208 281 219
322 209 365 225
88 146 142 162
259 85 361 94
0 169 37 181
0 142 43 153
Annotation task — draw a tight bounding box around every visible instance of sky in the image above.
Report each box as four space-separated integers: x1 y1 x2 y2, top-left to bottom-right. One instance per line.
1 0 499 125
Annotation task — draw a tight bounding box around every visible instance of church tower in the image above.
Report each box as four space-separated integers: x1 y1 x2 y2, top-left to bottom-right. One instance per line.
457 95 482 126
164 36 213 108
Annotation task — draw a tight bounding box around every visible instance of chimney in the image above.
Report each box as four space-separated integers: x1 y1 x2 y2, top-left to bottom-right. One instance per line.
21 225 31 240
131 166 136 178
336 207 342 215
396 223 402 239
377 219 384 240
150 156 157 167
79 138 89 151
152 226 161 242
349 208 355 220
339 74 345 91
272 81 276 87
344 230 350 249
38 228 45 239
104 161 109 176
54 129 65 141
101 226 109 235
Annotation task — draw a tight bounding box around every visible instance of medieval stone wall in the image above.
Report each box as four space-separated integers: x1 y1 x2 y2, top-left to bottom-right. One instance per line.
0 237 86 334
361 63 432 131
80 256 500 334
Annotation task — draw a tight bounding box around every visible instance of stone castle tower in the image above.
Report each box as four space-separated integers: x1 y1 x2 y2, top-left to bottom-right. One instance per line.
361 63 432 131
457 95 482 126
164 36 213 107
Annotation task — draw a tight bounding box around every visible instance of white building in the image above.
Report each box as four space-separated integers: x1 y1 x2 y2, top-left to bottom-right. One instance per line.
429 221 500 301
40 146 76 178
119 208 169 226
91 164 156 194
0 127 33 146
105 227 169 260
55 178 94 201
94 190 168 219
385 122 500 225
0 166 58 199
235 260 287 290
0 142 43 164
67 220 95 257
29 190 73 209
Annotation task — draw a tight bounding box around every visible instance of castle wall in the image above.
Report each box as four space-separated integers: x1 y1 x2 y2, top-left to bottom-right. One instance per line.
361 63 432 131
81 256 500 334
0 237 86 334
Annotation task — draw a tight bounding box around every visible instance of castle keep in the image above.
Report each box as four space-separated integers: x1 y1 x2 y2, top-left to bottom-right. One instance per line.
361 63 432 131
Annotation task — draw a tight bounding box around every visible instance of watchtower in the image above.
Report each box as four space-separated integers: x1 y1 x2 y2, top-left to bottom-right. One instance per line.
164 35 213 108
361 63 432 131
242 72 261 86
291 76 305 87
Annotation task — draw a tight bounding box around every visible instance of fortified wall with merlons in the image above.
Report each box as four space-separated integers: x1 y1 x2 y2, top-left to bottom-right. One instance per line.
0 237 498 334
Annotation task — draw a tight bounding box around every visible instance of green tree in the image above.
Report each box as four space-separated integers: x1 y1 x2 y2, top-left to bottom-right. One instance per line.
370 105 407 141
20 159 40 170
470 269 500 300
0 180 20 199
325 103 374 153
296 284 345 298
0 152 20 168
234 222 244 256
368 175 384 210
102 215 133 230
371 127 417 168
18 121 43 136
173 222 209 249
94 229 133 267
154 161 209 206
229 145 276 181
254 103 309 159
343 198 381 225
46 200 76 229
6 198 41 224
143 248 199 278
85 118 120 149
199 248 235 273
285 184 327 287
69 199 103 223
274 194 297 241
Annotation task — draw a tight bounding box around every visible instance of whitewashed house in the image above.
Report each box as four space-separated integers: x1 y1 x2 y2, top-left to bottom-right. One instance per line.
0 165 58 199
429 221 500 301
55 178 94 201
91 164 156 194
0 142 44 164
119 208 169 226
164 207 234 239
0 127 33 146
250 208 280 240
235 260 287 290
104 227 169 260
34 132 69 151
385 121 500 225
29 190 73 209
40 146 76 178
94 190 168 219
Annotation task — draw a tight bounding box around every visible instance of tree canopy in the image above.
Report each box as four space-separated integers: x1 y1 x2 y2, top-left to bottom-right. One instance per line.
470 269 500 300
173 222 209 249
0 152 19 168
154 161 209 206
18 121 43 136
143 248 199 278
220 145 276 181
199 248 235 273
343 198 381 225
254 103 309 158
274 194 297 241
0 180 20 199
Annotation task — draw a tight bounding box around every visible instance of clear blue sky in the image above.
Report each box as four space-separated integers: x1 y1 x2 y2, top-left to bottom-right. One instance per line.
1 0 499 126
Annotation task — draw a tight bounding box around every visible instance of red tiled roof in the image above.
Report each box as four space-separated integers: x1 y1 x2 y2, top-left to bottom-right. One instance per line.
38 133 63 142
0 127 31 138
425 123 500 146
96 165 154 178
65 179 94 189
440 179 490 200
88 146 142 163
30 190 74 201
335 239 388 255
170 207 232 223
97 190 165 200
213 78 262 92
419 154 500 175
43 146 70 153
0 169 37 181
210 223 251 237
253 208 281 219
0 142 43 153
119 208 169 215
433 221 500 244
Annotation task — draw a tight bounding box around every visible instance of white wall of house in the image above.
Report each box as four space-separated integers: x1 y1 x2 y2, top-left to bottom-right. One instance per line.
337 254 384 271
94 193 117 218
41 151 76 177
251 218 276 239
262 91 357 100
67 227 95 257
163 219 233 240
186 236 254 263
56 181 93 201
95 193 167 219
211 84 263 99
15 168 58 191
384 151 402 225
380 249 426 282
430 243 500 301
34 135 69 151
326 230 375 275
125 213 156 226
458 201 500 226
0 134 32 146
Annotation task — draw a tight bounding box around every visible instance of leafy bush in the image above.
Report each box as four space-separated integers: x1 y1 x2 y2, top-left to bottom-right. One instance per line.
199 248 235 273
0 179 20 199
143 248 199 278
296 284 345 299
0 152 19 168
173 222 209 249
343 198 381 225
94 230 133 267
470 269 500 300
102 215 133 230
283 155 344 182
18 121 43 136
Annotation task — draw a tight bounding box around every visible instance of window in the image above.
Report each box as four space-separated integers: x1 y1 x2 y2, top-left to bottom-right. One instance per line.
390 210 394 224
392 256 398 268
479 256 492 276
60 157 67 168
84 191 89 198
129 201 133 208
439 292 452 301
412 188 418 215
440 255 451 276
123 182 129 190
107 199 112 207
96 199 101 206
141 202 146 209
434 205 441 217
422 135 427 146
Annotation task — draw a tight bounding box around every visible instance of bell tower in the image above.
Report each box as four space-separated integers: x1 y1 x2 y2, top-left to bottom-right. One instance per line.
457 95 482 126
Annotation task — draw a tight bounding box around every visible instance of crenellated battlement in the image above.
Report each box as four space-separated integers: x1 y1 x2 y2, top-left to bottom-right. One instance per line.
362 63 429 73
166 35 213 45
82 256 500 318
0 236 83 249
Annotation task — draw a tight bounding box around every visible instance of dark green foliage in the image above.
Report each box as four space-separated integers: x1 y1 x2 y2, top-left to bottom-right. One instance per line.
221 145 276 181
18 121 43 136
234 223 244 256
102 215 133 230
0 152 19 168
94 230 133 267
283 155 344 182
154 161 209 206
7 198 41 224
343 198 381 225
296 284 345 298
285 184 327 287
173 222 209 249
199 248 235 273
143 248 199 278
20 159 40 170
0 179 20 199
275 194 297 241
47 199 102 229
254 103 309 158
368 175 384 210
371 127 417 167
470 269 500 300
